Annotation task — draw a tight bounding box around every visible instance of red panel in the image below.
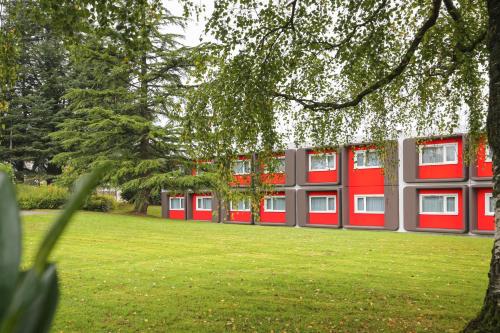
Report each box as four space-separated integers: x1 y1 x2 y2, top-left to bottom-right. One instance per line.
476 140 493 178
261 173 285 185
192 193 213 221
347 147 384 187
348 186 385 227
259 191 286 224
418 137 464 179
308 191 339 225
307 150 338 183
477 188 494 231
228 211 252 223
170 210 185 220
418 189 463 230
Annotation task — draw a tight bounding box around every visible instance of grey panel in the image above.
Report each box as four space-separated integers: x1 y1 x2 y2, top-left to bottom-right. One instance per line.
469 183 494 235
297 187 342 228
285 149 296 186
403 185 468 233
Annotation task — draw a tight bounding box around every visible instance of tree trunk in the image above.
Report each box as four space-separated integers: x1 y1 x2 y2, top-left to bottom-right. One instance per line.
134 195 149 215
463 1 500 332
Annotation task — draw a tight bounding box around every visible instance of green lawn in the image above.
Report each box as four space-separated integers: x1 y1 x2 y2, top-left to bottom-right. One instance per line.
21 212 492 332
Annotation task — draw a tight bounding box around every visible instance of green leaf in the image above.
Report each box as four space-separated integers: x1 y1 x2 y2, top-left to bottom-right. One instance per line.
0 172 21 321
33 164 109 275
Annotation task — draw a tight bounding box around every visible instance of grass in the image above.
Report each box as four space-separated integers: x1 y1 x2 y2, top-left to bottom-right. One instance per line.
21 212 492 333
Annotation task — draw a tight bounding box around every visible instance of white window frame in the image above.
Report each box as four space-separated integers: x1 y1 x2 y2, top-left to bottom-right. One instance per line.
353 150 381 169
308 195 336 213
263 196 286 212
229 199 251 212
233 159 251 175
308 153 336 171
354 195 385 214
196 196 213 211
169 197 184 211
485 193 495 216
419 193 459 215
485 145 493 163
418 143 458 166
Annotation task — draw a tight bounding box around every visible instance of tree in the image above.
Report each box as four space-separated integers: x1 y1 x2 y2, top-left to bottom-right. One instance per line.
52 1 192 214
0 0 67 183
183 0 498 331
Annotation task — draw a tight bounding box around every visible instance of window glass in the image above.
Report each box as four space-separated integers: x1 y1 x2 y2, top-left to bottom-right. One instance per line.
198 197 212 210
366 151 381 167
275 158 286 173
233 160 250 174
355 152 365 167
232 199 250 211
274 197 286 211
310 197 327 211
327 197 336 211
366 197 384 212
357 197 365 211
310 155 327 170
486 145 493 162
487 194 495 215
265 198 272 210
446 196 456 212
422 146 443 164
327 155 335 169
421 196 444 213
445 145 457 162
170 198 183 210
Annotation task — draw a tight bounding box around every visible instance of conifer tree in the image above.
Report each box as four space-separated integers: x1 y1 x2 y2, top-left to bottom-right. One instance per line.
53 1 192 214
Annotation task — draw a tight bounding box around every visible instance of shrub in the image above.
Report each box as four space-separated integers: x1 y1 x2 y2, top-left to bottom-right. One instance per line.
82 195 116 212
0 162 14 181
16 184 68 210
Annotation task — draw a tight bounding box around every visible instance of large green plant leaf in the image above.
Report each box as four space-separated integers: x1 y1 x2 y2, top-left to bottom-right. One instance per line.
0 173 21 321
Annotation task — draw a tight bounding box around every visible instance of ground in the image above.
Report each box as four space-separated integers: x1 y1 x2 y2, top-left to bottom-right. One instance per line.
21 210 491 333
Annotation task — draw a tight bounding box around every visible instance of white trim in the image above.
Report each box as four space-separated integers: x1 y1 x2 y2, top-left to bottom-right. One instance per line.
196 196 213 211
308 195 336 213
229 199 251 212
169 197 184 211
485 193 495 216
308 153 336 171
418 142 458 166
354 194 385 214
232 159 251 175
419 193 458 215
353 150 381 169
485 145 493 163
263 195 286 212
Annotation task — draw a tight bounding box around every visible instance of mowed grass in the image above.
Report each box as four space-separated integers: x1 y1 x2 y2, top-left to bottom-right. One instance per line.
21 212 492 333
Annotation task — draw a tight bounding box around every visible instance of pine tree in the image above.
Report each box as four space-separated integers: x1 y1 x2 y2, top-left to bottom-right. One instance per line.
53 1 191 214
0 0 67 183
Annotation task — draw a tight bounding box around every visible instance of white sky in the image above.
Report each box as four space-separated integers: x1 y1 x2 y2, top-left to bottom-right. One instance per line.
166 0 214 46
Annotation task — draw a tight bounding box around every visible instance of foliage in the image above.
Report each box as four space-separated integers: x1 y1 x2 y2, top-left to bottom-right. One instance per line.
0 166 106 332
16 184 67 210
0 163 14 181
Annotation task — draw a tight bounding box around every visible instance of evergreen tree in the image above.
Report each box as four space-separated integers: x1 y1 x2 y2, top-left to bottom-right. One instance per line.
53 1 191 214
0 0 67 183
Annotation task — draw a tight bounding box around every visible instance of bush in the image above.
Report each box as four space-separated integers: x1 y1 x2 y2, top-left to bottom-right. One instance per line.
82 195 116 212
0 162 15 181
16 184 68 210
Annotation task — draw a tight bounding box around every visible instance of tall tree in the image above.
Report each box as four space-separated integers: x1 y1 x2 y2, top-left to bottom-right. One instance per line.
53 1 192 214
184 0 498 331
0 0 67 182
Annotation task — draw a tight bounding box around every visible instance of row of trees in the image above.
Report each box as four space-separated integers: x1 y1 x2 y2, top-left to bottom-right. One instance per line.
0 0 207 213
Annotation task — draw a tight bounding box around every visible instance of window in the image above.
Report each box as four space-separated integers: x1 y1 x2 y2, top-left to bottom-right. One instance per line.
265 156 286 173
485 145 493 163
233 159 251 175
419 143 458 165
485 193 496 216
354 195 385 213
264 196 286 212
354 150 381 169
196 196 212 211
309 195 336 213
230 199 251 211
309 153 336 171
419 194 458 215
169 197 184 210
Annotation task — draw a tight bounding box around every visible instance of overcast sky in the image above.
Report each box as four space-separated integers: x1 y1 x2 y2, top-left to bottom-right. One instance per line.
166 0 214 47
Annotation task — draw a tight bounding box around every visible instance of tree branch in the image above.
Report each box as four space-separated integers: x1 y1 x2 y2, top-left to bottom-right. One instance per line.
274 0 443 110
